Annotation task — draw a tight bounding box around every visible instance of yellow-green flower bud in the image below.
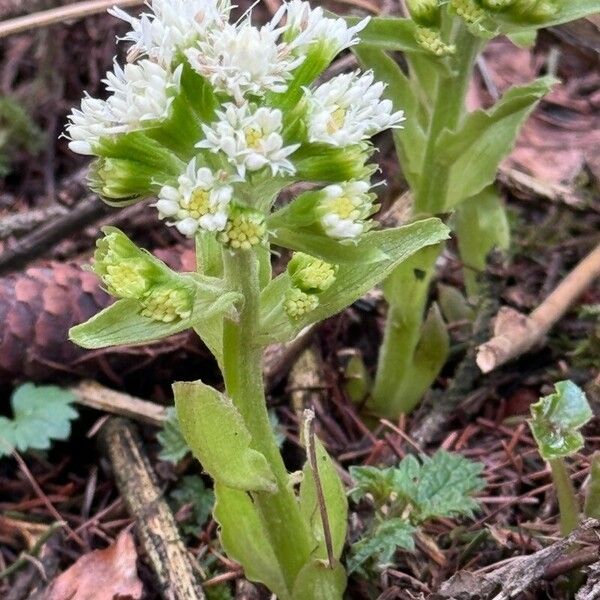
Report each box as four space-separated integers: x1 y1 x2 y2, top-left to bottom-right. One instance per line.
93 230 155 299
478 0 514 11
284 288 319 320
451 0 486 23
288 253 337 293
406 0 441 27
140 286 192 323
218 207 266 250
415 27 456 57
508 0 557 22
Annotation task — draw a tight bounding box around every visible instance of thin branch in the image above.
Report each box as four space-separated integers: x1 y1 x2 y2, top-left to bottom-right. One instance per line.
304 409 335 569
0 0 143 39
477 243 600 373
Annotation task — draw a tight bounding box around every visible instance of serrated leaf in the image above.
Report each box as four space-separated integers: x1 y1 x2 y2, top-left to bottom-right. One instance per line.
349 465 395 506
299 438 348 561
528 380 593 461
157 407 189 464
393 451 485 522
454 186 510 296
259 218 450 344
438 77 556 209
174 380 277 492
0 384 78 458
169 475 214 537
347 518 416 573
214 483 289 599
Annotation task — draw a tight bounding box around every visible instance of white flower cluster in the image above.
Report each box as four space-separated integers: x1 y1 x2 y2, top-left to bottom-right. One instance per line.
66 0 405 240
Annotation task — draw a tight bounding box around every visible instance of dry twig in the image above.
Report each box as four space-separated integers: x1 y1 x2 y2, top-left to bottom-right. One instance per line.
0 0 143 39
100 418 205 600
477 243 600 373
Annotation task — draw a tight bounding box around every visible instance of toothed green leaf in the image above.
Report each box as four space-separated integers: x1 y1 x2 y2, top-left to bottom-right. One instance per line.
529 380 592 460
0 384 78 458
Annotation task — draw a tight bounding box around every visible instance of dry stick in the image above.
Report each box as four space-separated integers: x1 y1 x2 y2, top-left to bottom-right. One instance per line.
0 206 68 240
100 418 205 600
0 0 143 38
72 380 168 427
477 243 600 374
304 409 335 569
0 194 110 276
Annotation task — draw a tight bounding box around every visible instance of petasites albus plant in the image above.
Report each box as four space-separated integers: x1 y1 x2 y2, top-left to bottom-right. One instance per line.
66 1 449 597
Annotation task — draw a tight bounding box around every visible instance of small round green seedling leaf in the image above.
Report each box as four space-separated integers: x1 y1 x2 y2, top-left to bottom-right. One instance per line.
528 380 593 461
0 384 78 458
174 380 277 492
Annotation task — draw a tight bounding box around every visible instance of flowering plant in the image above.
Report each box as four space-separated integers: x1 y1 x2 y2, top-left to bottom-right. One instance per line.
352 0 599 419
66 1 449 596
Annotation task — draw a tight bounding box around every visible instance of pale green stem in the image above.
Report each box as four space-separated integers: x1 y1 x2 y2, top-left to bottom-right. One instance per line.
414 25 483 214
584 452 600 519
221 248 313 592
550 459 580 536
370 246 439 417
370 24 482 419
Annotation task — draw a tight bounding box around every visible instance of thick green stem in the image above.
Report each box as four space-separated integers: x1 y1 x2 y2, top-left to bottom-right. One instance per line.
584 452 600 519
414 26 483 214
370 25 483 420
370 244 440 418
550 459 580 536
221 248 313 592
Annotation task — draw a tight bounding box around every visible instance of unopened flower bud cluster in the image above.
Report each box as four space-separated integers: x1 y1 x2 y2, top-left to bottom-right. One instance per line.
94 230 192 323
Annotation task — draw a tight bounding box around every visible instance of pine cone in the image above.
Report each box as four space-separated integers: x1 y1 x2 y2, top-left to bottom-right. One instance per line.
0 248 210 387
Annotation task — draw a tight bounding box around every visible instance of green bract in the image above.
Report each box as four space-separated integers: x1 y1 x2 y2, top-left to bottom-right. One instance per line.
528 380 593 461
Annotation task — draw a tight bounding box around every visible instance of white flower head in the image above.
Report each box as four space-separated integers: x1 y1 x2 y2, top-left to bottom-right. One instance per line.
155 158 235 237
318 180 374 240
279 0 370 54
66 95 115 155
197 103 299 177
66 59 182 154
109 0 231 65
185 19 303 104
305 70 405 146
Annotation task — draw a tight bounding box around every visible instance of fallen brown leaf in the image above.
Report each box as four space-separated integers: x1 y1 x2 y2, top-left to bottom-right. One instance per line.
46 531 143 600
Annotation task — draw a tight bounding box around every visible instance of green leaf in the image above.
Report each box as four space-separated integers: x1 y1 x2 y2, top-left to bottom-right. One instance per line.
293 143 372 183
157 407 189 464
499 1 600 34
528 380 593 461
508 30 537 48
407 303 450 412
0 384 78 458
438 284 475 323
299 438 348 561
291 560 347 600
174 381 277 492
350 16 423 54
270 227 386 265
393 450 485 522
169 475 214 537
348 465 395 506
70 276 240 350
347 518 416 573
259 218 450 344
438 77 556 209
353 45 426 190
214 483 289 599
454 186 510 296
